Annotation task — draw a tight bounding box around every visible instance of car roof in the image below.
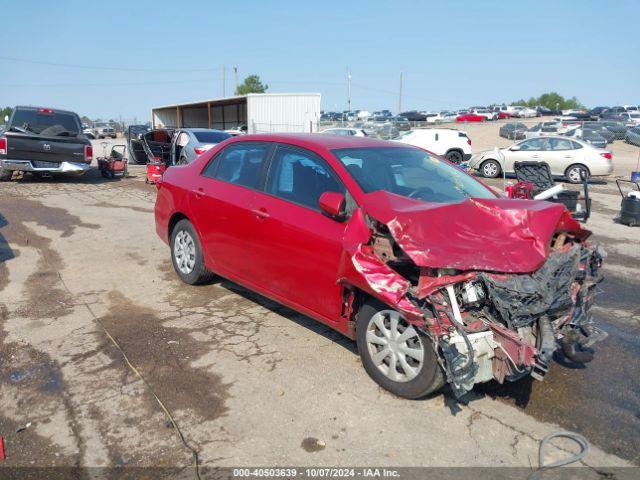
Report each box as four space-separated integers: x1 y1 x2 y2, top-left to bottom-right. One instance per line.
14 105 77 115
180 128 227 132
226 133 407 150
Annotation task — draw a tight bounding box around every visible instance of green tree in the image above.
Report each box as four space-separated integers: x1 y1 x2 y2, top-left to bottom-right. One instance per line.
1 106 12 121
235 75 268 95
510 92 585 110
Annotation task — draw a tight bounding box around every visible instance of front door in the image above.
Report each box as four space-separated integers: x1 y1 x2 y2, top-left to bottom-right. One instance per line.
504 137 549 172
249 144 348 322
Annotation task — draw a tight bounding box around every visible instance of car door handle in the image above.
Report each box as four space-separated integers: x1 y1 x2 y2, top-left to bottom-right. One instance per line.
252 208 270 219
532 155 540 158
192 187 204 199
563 155 573 159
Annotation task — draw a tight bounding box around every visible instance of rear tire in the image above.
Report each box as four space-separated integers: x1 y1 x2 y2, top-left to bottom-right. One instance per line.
565 164 589 184
170 219 215 285
481 159 501 178
356 300 445 399
445 150 464 164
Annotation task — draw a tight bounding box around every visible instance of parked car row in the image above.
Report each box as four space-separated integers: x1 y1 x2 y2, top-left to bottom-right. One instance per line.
500 119 635 149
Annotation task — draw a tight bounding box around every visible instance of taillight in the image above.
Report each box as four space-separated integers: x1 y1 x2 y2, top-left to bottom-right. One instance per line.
0 137 6 155
85 145 93 162
601 152 612 160
194 144 214 155
38 108 54 114
467 138 472 146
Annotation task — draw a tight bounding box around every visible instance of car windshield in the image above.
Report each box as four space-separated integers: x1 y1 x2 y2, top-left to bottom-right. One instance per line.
333 147 496 204
11 109 80 136
193 131 231 143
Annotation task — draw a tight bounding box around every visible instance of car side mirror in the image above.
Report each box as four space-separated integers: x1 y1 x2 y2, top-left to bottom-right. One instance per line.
510 145 521 151
319 191 346 220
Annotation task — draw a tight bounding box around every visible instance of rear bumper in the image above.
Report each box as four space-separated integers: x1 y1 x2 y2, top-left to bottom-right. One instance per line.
1 159 91 174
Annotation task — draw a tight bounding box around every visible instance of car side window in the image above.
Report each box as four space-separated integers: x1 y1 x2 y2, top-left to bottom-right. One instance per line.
519 138 546 151
548 138 573 150
266 146 345 211
202 143 271 189
571 141 583 149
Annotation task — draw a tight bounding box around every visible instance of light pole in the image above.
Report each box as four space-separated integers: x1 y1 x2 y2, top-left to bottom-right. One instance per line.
347 68 352 114
233 66 238 94
398 71 403 114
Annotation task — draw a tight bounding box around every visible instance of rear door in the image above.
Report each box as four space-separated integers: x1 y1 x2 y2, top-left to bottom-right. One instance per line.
545 137 576 175
248 144 348 322
189 141 273 281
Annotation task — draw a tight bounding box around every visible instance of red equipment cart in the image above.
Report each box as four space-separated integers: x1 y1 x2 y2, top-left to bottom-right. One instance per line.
97 144 128 179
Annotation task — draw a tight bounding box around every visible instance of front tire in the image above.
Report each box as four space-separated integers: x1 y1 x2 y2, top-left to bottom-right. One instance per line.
481 159 501 178
356 300 444 399
565 164 589 184
170 219 215 285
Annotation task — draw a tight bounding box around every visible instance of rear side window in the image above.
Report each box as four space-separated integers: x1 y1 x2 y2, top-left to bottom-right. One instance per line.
204 143 271 189
193 131 231 143
548 138 573 150
11 109 80 136
266 146 344 211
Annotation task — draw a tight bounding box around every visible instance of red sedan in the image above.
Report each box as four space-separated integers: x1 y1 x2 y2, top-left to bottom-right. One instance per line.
497 111 512 119
455 112 487 122
155 133 605 399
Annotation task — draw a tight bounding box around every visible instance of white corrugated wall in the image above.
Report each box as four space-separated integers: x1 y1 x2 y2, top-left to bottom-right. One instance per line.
152 108 178 128
247 93 321 134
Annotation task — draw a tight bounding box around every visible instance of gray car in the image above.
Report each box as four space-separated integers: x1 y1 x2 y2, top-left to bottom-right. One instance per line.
583 125 615 144
172 128 232 164
625 126 640 146
564 127 608 149
596 121 628 140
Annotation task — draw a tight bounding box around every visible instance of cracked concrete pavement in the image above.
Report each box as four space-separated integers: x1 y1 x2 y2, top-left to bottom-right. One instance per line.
0 133 638 475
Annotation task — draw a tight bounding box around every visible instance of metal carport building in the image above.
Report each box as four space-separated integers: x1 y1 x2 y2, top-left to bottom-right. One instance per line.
151 93 321 134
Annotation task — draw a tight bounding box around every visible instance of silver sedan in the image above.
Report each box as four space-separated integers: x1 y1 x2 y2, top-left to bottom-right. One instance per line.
172 128 232 164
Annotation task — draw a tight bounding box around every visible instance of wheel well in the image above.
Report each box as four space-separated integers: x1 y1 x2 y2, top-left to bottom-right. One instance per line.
168 212 188 239
445 148 463 157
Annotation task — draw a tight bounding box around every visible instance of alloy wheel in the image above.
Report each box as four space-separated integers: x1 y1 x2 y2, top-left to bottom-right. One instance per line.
483 161 499 177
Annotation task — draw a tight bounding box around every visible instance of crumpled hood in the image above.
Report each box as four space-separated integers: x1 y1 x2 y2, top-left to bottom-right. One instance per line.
360 190 588 273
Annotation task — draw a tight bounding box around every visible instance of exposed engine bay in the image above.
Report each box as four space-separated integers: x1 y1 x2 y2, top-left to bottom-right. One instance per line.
340 192 608 397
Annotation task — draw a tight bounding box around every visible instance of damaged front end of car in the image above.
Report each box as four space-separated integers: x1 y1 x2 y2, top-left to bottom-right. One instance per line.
340 191 607 397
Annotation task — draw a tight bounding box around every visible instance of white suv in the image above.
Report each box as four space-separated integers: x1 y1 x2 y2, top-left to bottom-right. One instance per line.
393 128 472 164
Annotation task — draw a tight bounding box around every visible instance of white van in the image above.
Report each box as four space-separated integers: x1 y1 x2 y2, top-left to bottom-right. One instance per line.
393 128 472 164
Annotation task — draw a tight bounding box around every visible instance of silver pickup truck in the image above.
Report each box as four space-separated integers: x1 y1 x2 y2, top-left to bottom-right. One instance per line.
0 106 93 180
92 123 117 139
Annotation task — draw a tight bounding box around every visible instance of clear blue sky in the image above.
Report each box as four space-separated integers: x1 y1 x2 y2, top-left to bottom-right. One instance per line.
1 0 638 121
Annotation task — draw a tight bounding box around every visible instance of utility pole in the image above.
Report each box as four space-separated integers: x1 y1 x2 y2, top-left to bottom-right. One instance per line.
398 71 403 114
222 65 226 97
233 65 238 95
347 68 352 113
